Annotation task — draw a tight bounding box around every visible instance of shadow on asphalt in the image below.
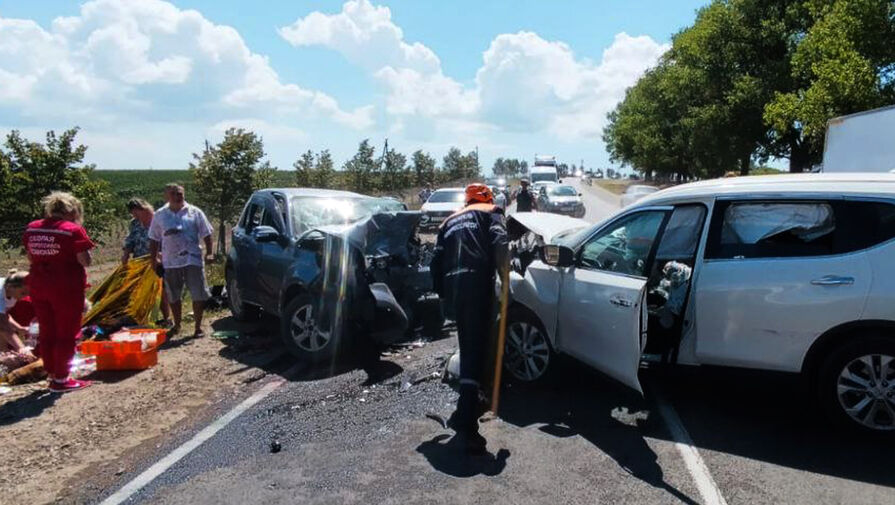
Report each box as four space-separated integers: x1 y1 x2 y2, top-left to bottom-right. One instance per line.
210 314 453 385
0 389 58 426
499 358 700 505
649 365 895 489
416 433 511 477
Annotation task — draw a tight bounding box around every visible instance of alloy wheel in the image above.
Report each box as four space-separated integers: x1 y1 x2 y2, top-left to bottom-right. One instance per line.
505 320 550 382
837 353 895 431
290 303 332 353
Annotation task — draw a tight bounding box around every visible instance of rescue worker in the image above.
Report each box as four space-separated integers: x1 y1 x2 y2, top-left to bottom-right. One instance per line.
430 184 508 455
514 178 536 212
23 192 94 393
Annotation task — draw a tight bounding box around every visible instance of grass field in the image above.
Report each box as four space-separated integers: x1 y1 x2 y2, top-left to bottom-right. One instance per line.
89 169 300 208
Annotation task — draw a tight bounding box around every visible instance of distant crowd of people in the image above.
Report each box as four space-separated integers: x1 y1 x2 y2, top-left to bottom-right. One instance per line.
0 184 215 393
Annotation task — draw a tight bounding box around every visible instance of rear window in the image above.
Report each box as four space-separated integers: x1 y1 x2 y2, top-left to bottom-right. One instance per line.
835 200 895 253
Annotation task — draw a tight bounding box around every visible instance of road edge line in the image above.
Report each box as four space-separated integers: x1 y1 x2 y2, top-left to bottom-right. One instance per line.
100 365 299 505
653 386 728 505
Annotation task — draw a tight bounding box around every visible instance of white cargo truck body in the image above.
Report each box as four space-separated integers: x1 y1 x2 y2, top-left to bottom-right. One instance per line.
823 105 895 172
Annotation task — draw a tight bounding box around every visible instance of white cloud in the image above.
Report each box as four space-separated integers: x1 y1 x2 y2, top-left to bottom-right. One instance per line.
282 1 668 142
0 0 371 129
279 0 439 74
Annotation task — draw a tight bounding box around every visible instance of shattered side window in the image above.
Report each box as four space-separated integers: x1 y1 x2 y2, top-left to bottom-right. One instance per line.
712 202 835 259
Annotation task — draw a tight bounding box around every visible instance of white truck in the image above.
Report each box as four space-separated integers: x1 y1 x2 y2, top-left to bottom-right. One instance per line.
822 105 895 172
530 155 559 185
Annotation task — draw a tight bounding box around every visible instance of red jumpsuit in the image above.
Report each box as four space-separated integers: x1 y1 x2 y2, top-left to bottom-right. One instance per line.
23 218 94 378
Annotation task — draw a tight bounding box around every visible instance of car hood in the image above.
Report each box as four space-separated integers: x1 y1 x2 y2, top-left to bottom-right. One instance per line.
421 202 464 212
308 211 422 263
507 213 589 242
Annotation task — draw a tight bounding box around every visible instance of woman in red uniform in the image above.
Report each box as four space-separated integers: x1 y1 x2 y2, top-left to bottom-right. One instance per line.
23 192 95 392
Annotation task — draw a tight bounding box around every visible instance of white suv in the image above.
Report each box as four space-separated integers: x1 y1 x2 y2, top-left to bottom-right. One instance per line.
506 174 895 433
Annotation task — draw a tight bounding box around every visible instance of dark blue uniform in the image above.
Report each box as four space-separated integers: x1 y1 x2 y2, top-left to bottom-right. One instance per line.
431 203 507 438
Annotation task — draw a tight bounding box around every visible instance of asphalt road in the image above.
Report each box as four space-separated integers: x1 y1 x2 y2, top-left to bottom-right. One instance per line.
90 180 895 505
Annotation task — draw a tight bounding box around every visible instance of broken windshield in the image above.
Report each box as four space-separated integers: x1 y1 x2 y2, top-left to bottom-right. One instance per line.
291 196 402 235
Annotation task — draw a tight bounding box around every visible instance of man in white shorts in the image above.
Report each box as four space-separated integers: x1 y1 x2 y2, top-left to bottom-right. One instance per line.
148 184 214 338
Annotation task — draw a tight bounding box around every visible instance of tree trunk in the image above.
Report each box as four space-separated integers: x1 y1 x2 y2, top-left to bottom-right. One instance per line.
789 138 808 173
217 219 226 257
739 155 750 176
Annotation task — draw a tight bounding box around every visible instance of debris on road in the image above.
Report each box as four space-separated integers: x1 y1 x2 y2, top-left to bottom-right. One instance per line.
269 440 282 454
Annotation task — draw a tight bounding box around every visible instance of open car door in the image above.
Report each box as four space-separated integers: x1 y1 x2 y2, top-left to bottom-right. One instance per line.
556 209 670 394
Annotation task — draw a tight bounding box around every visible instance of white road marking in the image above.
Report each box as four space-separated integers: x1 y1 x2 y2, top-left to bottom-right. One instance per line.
653 387 728 505
100 364 302 505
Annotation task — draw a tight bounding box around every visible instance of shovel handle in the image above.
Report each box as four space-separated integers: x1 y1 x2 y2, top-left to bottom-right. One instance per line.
490 260 511 414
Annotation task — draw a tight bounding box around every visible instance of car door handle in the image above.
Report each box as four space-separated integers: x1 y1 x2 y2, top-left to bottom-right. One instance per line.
811 275 855 286
609 296 633 308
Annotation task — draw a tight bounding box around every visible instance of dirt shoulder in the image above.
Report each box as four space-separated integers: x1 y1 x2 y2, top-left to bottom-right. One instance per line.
0 310 286 505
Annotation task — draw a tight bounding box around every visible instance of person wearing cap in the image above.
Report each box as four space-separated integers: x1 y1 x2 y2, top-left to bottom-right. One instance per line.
430 183 508 455
514 179 537 212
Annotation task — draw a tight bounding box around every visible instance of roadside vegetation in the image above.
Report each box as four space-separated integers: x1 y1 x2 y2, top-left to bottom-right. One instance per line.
603 0 895 179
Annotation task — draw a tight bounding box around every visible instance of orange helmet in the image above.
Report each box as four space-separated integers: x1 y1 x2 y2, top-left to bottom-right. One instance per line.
465 183 494 205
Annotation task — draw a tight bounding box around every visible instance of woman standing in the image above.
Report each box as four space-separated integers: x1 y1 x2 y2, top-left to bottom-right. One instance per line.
122 198 171 325
23 192 94 393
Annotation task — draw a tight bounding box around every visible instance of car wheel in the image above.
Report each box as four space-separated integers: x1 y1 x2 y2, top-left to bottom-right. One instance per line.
280 293 339 363
504 307 554 383
818 335 895 434
227 273 259 322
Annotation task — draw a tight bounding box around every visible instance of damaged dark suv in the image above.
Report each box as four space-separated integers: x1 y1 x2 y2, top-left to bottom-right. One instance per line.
226 188 442 363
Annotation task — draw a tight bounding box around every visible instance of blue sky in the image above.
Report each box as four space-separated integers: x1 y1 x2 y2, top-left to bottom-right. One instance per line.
0 0 706 173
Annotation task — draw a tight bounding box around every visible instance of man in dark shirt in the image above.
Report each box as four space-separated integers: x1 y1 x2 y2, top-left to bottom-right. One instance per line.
431 183 508 454
514 178 536 212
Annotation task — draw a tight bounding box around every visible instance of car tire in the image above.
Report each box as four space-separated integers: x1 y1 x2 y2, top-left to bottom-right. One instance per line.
503 306 555 384
280 292 342 364
227 272 260 322
817 334 895 435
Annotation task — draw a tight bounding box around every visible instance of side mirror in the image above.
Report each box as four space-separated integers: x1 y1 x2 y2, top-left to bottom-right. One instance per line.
253 225 280 243
542 244 575 267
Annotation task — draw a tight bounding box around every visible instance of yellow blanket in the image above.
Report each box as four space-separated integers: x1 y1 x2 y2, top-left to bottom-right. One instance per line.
83 257 162 327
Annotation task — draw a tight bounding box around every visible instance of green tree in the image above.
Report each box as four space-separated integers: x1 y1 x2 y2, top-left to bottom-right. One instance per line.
765 0 895 171
0 128 114 246
344 139 376 193
412 150 436 186
381 148 408 192
312 150 335 189
190 128 276 255
293 150 314 187
442 147 464 180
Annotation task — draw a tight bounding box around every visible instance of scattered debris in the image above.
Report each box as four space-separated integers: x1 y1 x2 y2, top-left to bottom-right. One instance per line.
269 440 282 454
114 467 125 476
211 331 240 340
400 381 412 392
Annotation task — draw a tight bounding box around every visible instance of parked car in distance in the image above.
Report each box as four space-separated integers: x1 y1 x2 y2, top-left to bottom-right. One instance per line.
621 184 659 207
226 188 442 364
419 188 466 230
536 184 585 218
506 173 895 434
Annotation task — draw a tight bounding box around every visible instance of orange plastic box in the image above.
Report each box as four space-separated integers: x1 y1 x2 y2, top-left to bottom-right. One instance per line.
79 329 167 371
